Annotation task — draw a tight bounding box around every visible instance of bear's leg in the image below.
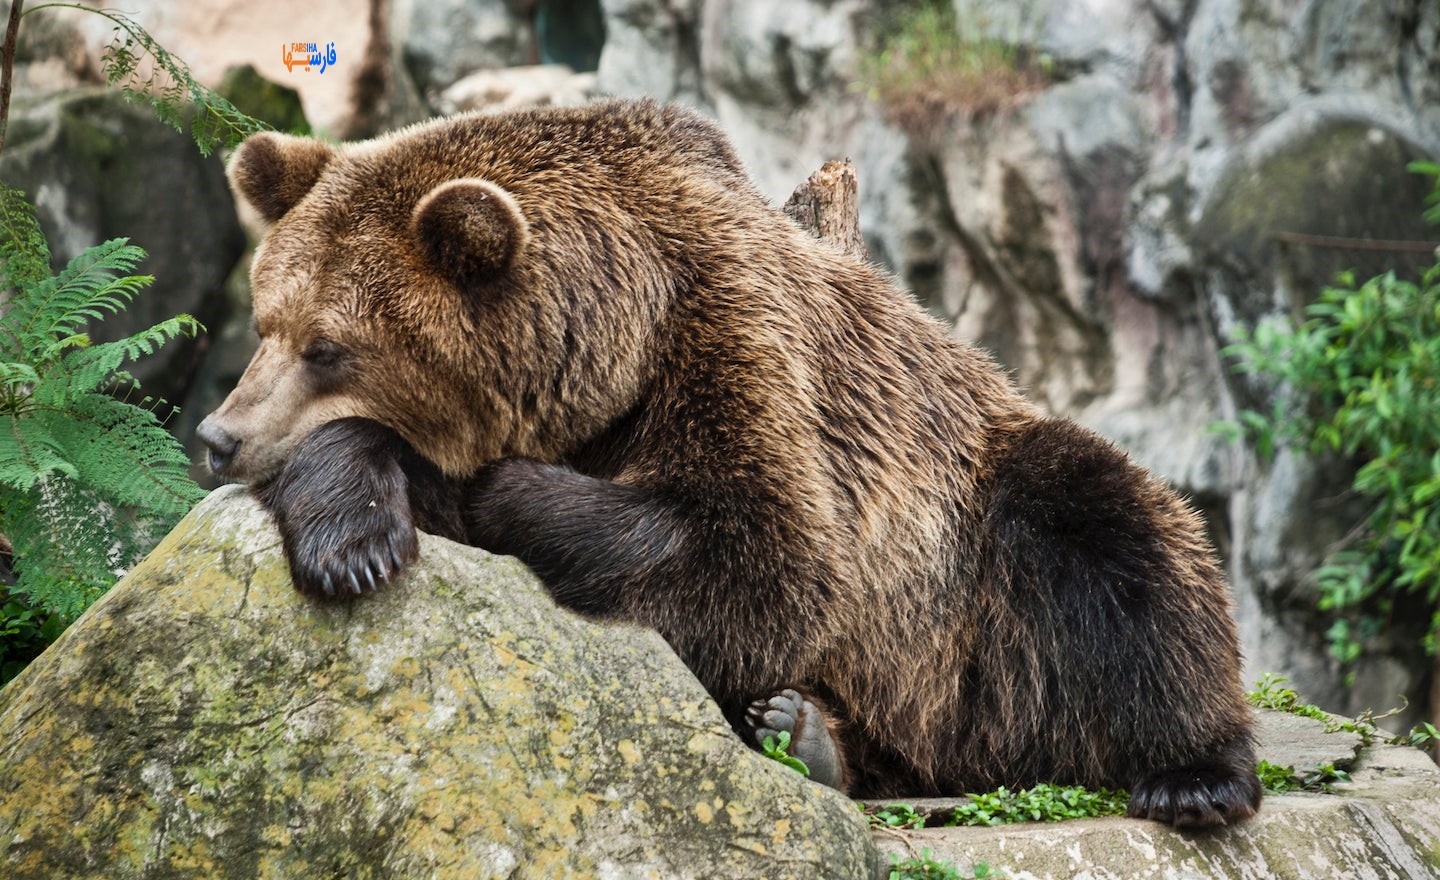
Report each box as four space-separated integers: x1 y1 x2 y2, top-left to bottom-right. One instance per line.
1127 733 1261 828
257 418 467 598
744 688 848 789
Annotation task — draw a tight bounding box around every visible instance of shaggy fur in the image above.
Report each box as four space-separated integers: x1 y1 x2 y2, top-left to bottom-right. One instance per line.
198 99 1260 827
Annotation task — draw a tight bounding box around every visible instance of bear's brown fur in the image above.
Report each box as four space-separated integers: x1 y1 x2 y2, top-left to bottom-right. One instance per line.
198 99 1260 827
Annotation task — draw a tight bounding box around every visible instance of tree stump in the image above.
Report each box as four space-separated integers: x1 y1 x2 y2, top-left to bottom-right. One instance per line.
782 159 868 261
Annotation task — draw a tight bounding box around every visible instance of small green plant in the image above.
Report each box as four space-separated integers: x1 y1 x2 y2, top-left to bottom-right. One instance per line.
946 783 1129 826
856 0 1052 132
1255 759 1298 793
759 730 810 777
1404 721 1439 750
1246 673 1440 755
888 850 1004 880
1220 163 1440 681
1256 759 1351 794
1246 673 1332 722
867 802 928 829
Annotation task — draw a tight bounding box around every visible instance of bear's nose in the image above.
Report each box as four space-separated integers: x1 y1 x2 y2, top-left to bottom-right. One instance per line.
196 417 241 474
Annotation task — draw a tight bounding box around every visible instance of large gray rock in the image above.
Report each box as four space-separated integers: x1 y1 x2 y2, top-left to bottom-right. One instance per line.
392 0 534 102
0 486 878 879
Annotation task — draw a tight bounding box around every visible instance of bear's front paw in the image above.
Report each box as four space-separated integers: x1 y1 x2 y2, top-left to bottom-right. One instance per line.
281 491 418 598
261 423 420 599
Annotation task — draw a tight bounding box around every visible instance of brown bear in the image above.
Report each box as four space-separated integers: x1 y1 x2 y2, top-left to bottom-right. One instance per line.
197 98 1261 828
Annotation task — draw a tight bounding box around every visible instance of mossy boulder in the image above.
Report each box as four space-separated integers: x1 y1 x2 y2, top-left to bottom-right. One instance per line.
0 486 877 879
1195 118 1436 324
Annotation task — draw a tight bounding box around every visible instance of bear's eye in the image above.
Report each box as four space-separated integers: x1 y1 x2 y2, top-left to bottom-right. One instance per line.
301 339 347 369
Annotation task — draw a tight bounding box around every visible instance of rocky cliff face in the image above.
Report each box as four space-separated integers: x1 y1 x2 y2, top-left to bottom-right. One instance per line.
594 0 1440 723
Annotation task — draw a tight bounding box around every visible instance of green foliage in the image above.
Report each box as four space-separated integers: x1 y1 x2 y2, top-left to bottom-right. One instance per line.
1246 673 1332 723
1403 721 1439 750
27 3 269 157
0 186 50 291
1413 161 1440 226
1246 673 1440 754
0 235 204 629
856 0 1052 131
1255 758 1297 792
864 783 1129 832
888 850 1004 880
759 730 811 777
1256 759 1351 794
946 783 1129 826
0 592 66 683
867 802 927 830
1221 165 1440 666
0 1 270 682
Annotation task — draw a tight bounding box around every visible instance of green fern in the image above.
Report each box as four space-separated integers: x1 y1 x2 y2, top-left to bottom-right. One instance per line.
0 185 50 291
0 237 204 620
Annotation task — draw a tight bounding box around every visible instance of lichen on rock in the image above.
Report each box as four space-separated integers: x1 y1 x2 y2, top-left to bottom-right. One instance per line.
0 486 876 880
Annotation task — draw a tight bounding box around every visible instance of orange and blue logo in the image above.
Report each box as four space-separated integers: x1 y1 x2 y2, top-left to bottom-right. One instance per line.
284 42 337 74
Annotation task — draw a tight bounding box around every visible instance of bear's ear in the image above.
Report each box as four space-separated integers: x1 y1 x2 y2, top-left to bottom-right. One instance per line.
227 132 336 224
411 179 529 281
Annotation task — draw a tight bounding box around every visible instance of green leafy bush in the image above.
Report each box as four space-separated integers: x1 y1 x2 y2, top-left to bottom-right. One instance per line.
1221 163 1440 668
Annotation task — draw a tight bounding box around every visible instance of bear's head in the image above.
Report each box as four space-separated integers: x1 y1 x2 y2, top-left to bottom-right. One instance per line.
198 103 736 484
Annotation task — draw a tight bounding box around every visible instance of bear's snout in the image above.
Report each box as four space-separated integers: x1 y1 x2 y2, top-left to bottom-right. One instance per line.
197 417 241 475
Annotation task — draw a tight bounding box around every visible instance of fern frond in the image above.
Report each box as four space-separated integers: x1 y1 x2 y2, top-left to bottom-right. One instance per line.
54 313 201 395
0 411 79 489
0 238 149 363
0 185 51 294
0 360 39 391
45 392 204 512
1 480 127 619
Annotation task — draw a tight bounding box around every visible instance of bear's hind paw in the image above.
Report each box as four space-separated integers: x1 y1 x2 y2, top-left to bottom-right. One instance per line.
745 688 846 790
1127 763 1262 829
